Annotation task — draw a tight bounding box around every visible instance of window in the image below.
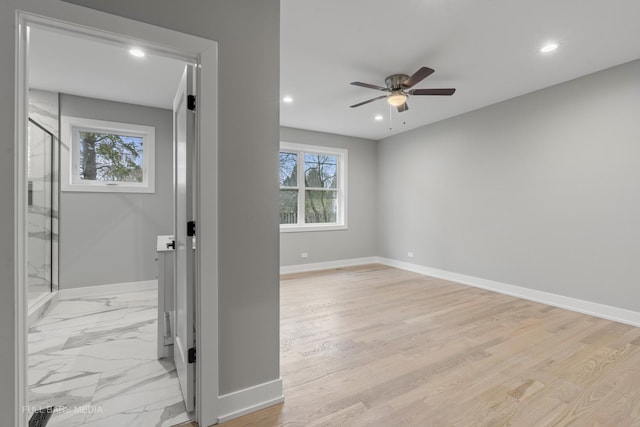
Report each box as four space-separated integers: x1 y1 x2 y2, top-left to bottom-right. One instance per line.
61 116 155 193
280 142 347 232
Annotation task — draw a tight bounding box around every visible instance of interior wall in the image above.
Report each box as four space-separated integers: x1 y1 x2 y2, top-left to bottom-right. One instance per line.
0 2 25 422
57 0 282 396
58 93 173 288
280 127 378 267
378 59 640 312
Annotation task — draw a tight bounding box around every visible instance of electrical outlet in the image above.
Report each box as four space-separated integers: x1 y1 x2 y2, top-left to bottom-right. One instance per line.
301 252 309 258
407 251 414 258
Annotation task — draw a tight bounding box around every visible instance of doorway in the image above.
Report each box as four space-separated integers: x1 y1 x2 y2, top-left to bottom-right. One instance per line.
26 22 191 426
15 5 219 427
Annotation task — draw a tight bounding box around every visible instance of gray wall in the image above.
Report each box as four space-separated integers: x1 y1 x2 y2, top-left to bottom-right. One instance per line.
280 127 378 267
0 0 280 422
58 94 173 289
378 59 640 312
57 0 281 396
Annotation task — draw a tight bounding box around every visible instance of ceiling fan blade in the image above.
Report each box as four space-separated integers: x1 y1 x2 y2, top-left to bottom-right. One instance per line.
409 88 456 96
402 67 435 88
397 102 409 113
350 95 387 108
350 81 389 91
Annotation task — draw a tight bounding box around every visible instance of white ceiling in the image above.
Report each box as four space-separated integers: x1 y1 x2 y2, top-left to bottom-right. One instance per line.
29 26 187 110
281 0 640 140
30 1 640 141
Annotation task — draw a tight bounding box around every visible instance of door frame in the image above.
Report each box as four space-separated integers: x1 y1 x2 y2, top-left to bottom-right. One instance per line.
14 2 219 426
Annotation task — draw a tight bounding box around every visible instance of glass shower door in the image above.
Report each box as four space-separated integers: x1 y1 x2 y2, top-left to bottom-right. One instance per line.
27 118 54 306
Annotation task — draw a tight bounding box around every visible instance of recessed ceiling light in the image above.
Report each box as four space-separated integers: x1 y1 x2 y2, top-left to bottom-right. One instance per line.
282 96 293 103
540 43 558 53
374 114 383 121
129 48 145 58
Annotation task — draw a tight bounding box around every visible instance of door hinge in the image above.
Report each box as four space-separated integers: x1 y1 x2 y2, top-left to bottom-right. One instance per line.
187 220 196 237
187 94 196 111
188 347 196 363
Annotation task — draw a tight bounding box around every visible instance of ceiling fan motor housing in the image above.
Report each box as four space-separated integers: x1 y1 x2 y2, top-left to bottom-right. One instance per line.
385 74 410 90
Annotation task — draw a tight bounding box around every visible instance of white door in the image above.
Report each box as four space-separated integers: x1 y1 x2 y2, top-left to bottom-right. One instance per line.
173 64 196 412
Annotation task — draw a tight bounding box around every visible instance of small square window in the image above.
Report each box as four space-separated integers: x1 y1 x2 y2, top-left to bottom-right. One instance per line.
61 116 155 193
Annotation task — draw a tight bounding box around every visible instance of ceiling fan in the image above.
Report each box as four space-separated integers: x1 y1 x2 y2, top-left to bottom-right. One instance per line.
350 66 455 112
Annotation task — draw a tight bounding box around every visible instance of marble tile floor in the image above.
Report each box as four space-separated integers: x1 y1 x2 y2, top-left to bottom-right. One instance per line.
28 287 192 427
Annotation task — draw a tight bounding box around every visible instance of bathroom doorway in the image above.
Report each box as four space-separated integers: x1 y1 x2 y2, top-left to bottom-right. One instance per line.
15 4 219 426
25 22 193 426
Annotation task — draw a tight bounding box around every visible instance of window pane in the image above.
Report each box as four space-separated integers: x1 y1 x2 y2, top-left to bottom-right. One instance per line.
304 153 337 189
279 151 297 187
305 190 337 223
280 189 298 224
79 131 143 182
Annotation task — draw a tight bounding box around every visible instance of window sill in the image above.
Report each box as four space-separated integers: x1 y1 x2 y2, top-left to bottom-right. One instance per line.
280 224 347 233
61 183 155 193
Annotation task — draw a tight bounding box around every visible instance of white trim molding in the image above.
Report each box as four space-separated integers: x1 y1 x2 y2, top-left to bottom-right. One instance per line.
280 257 378 275
217 378 284 423
377 258 640 328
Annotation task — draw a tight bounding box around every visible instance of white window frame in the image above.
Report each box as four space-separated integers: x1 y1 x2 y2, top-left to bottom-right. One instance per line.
61 116 155 193
280 141 348 232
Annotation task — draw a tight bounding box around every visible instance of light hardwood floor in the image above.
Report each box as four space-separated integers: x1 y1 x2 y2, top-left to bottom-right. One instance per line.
202 264 640 426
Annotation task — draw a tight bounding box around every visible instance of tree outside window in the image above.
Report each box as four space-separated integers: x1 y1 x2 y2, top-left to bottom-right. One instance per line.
61 116 155 193
279 151 298 224
78 131 143 182
279 142 347 231
304 153 337 223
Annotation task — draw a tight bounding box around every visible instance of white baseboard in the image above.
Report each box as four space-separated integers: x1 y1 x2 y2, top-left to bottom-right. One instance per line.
280 257 379 275
58 280 158 299
280 256 640 326
378 257 640 327
217 378 284 423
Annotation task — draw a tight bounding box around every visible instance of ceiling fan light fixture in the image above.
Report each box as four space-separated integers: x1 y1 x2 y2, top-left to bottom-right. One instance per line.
387 92 407 107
